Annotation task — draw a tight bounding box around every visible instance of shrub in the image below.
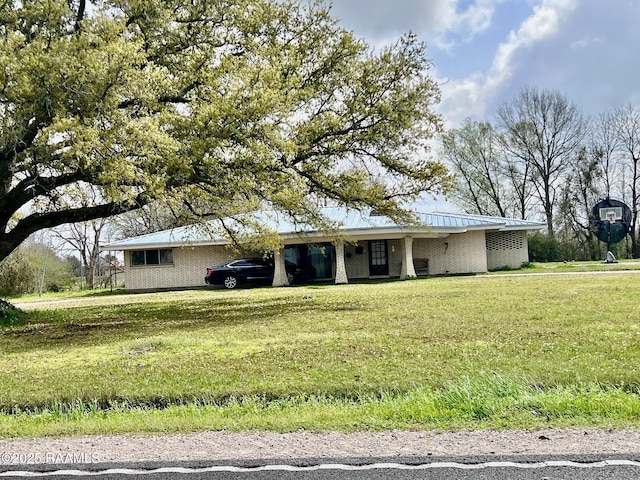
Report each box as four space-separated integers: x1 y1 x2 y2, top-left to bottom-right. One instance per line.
0 243 74 295
528 233 562 262
0 298 26 325
0 250 37 296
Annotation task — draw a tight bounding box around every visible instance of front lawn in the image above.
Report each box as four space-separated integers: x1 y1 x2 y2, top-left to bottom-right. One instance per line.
2 273 640 437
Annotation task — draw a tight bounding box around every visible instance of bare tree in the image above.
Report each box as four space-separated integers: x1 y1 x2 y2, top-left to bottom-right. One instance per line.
53 219 106 289
440 119 509 216
592 110 622 199
558 146 603 260
497 87 589 238
613 104 640 257
501 145 536 220
111 203 188 239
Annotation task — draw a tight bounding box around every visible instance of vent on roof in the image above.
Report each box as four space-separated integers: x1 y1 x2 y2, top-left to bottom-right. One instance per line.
369 210 384 217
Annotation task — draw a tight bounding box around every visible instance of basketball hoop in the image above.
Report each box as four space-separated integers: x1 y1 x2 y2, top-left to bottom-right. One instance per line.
591 199 631 259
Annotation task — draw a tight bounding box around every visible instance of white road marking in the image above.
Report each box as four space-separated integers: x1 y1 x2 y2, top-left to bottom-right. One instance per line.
2 460 640 476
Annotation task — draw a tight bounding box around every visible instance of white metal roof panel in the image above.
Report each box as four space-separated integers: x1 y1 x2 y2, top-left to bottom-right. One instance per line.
104 207 544 250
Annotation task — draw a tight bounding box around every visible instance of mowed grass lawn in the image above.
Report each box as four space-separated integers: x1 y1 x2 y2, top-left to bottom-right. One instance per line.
2 271 640 437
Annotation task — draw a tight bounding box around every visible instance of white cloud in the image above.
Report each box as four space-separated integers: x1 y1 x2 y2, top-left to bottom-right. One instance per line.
459 0 497 34
570 36 600 50
329 0 500 51
429 0 500 49
438 0 580 126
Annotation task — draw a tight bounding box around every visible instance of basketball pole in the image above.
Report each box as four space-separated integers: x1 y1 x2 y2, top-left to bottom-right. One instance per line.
605 214 617 263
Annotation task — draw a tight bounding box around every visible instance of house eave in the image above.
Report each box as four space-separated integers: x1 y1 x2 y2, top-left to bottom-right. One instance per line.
102 208 546 252
103 239 229 251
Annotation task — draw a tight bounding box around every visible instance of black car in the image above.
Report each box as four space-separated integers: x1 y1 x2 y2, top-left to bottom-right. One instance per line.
205 258 314 289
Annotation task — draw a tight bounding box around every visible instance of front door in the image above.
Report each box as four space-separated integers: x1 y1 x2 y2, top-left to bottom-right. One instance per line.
368 240 389 276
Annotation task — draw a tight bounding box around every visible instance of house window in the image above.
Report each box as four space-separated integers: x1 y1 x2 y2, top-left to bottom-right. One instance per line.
131 249 174 266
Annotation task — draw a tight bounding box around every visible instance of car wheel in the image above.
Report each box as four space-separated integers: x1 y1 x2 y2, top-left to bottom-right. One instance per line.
223 275 238 289
287 272 294 285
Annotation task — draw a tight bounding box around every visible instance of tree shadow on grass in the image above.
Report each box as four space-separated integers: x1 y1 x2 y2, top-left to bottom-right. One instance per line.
0 292 363 353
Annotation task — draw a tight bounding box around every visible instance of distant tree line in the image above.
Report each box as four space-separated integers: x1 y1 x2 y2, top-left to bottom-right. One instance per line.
0 235 123 296
440 86 640 261
0 205 199 296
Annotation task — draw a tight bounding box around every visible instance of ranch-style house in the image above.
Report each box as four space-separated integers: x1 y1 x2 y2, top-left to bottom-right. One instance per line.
104 207 544 292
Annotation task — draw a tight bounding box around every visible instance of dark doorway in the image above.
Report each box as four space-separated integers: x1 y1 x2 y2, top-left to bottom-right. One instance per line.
368 240 389 276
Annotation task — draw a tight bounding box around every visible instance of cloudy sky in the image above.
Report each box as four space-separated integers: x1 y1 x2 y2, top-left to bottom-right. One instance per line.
327 0 640 128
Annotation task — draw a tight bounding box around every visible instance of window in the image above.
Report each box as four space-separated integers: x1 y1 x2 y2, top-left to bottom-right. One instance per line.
131 249 174 266
131 250 145 266
145 250 159 265
159 249 173 265
232 260 254 267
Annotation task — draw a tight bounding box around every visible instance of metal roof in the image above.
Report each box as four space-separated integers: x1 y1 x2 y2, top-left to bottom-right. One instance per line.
103 207 545 250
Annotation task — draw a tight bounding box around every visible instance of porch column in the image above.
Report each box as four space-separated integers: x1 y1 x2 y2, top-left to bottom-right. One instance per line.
334 241 348 284
400 236 417 279
272 248 289 286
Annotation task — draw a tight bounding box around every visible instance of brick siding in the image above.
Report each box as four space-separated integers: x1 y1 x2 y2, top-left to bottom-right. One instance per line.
124 246 232 291
486 231 530 270
413 231 488 275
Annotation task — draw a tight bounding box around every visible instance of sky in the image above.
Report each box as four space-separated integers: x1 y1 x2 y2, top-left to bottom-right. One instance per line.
326 0 640 211
327 0 640 128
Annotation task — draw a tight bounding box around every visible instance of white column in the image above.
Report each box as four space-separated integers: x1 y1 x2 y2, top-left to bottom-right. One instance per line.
272 248 289 286
334 241 348 284
400 236 417 279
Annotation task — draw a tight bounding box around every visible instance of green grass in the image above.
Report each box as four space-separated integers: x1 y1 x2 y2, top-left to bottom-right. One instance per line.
2 273 640 437
488 259 640 274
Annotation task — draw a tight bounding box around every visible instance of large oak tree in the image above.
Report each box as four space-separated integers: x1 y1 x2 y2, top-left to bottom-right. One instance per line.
0 0 451 261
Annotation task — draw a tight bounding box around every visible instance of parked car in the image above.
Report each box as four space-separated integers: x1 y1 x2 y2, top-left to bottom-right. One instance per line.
205 258 314 289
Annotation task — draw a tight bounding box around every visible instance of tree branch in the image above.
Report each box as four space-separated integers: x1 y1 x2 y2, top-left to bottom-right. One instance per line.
74 0 86 32
0 170 94 228
0 195 149 260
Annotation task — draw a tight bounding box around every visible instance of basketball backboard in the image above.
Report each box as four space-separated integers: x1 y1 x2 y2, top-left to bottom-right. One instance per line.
599 207 623 223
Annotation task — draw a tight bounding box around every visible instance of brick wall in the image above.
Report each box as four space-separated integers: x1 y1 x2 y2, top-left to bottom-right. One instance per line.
486 231 529 270
344 243 369 278
388 239 403 277
123 246 232 291
413 231 488 275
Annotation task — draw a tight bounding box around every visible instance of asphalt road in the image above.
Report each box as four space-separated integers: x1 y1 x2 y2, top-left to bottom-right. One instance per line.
3 455 640 479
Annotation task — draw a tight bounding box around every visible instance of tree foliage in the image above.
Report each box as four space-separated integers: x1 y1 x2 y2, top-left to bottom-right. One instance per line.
0 0 452 261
